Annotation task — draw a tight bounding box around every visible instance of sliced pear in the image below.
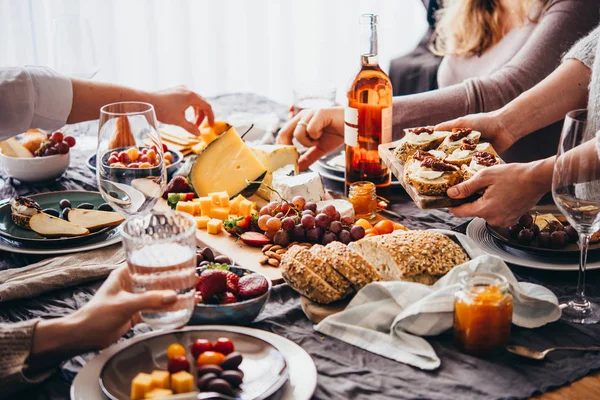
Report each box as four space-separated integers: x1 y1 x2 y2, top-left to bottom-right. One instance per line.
0 138 34 158
30 213 89 237
68 208 125 230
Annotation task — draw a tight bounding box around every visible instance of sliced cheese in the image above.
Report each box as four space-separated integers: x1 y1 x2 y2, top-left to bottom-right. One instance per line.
238 199 256 216
211 207 230 221
195 216 211 229
189 128 267 198
250 144 299 200
271 165 326 202
207 219 223 234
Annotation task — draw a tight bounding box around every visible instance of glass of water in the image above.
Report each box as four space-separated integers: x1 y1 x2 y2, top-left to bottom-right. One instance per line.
121 211 197 330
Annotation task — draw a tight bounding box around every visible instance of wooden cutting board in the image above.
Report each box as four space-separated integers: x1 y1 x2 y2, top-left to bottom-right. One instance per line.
300 296 351 324
379 141 478 209
156 197 283 283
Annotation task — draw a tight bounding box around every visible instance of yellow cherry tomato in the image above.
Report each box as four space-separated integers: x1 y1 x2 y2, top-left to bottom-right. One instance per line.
197 351 226 366
354 218 372 231
365 228 379 236
167 343 187 359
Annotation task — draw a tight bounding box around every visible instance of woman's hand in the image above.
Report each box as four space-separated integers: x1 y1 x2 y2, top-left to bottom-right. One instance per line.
446 160 553 227
277 107 344 171
435 110 517 153
150 86 214 136
30 266 178 363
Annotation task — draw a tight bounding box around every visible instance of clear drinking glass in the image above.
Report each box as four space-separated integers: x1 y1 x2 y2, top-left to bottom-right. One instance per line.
291 85 336 116
552 109 600 324
97 102 166 216
121 211 197 330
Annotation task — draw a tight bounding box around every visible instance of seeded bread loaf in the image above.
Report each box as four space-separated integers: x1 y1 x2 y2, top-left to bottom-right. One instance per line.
286 245 352 296
280 253 345 304
311 244 371 291
325 241 381 284
349 231 469 284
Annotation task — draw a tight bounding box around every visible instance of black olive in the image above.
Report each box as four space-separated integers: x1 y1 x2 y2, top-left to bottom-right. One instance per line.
197 364 223 377
77 203 94 210
42 208 60 218
200 247 214 262
220 352 243 370
206 378 233 395
61 207 71 220
214 255 232 265
196 373 218 391
221 370 243 387
59 199 71 209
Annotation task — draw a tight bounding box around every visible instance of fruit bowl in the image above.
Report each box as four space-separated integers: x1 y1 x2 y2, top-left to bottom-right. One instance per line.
191 266 271 326
0 151 70 183
86 147 183 178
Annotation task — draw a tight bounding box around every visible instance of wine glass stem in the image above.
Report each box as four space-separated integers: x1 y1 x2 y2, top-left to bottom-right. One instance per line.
574 233 591 306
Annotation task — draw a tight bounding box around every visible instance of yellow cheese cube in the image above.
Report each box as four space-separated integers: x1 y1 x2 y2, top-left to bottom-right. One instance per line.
131 373 153 400
211 207 230 221
218 192 230 207
209 192 221 206
150 370 170 389
195 216 211 229
229 194 245 214
207 219 223 234
171 371 194 394
239 199 256 216
145 388 173 398
175 201 196 216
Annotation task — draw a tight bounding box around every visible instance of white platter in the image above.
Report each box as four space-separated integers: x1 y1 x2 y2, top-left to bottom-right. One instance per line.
71 325 317 400
466 218 600 271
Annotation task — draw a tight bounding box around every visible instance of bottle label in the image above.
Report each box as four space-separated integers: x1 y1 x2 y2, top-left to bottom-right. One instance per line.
345 107 359 146
381 106 392 144
345 125 358 147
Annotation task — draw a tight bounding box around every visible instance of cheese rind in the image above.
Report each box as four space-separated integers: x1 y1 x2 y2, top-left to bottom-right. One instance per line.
271 166 326 203
190 128 267 198
250 144 299 200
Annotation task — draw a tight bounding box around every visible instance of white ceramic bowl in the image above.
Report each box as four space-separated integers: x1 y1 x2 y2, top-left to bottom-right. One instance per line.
0 151 70 182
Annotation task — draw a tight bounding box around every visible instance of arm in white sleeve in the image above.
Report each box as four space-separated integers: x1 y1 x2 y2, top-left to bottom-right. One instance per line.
0 67 73 139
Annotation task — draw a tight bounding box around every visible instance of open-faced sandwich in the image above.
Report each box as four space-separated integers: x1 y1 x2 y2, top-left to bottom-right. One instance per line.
404 150 463 196
461 151 503 180
444 141 497 166
437 128 482 153
10 196 42 229
393 127 449 162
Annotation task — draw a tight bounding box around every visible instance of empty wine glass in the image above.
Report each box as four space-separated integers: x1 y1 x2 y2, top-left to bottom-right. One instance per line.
97 102 166 216
552 109 600 324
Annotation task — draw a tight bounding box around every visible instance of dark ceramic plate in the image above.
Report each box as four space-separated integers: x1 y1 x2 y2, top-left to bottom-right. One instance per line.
314 150 402 186
485 205 600 255
99 328 288 400
87 147 184 178
0 191 117 246
192 266 271 326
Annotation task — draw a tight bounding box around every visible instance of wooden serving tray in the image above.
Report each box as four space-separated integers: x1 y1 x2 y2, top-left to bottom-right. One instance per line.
379 141 477 209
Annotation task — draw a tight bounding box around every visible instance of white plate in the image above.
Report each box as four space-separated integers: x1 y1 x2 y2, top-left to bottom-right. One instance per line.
71 325 317 400
466 218 600 271
0 228 121 255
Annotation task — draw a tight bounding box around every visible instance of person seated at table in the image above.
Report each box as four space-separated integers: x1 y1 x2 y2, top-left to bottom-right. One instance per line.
0 66 214 138
0 266 178 398
435 24 600 227
278 0 598 170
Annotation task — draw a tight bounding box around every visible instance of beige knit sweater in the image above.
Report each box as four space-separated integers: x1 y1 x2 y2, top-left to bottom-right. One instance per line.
564 25 600 152
0 319 53 398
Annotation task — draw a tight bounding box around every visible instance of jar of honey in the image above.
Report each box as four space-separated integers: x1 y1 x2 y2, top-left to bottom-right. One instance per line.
454 273 513 356
348 181 377 221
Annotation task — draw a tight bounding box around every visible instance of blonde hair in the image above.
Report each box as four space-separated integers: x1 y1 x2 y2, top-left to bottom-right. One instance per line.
431 0 548 57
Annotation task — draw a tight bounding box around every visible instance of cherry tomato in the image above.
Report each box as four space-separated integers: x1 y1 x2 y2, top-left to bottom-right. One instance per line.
354 218 372 231
162 143 169 153
197 351 226 366
167 356 190 373
191 339 213 359
365 228 379 236
374 220 394 235
167 343 187 359
213 338 235 355
393 222 407 231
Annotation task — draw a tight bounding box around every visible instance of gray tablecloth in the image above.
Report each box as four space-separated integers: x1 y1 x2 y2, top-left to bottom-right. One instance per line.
1 94 599 400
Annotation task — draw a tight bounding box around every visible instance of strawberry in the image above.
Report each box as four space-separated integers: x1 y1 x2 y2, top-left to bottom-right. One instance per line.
236 216 252 230
224 271 239 293
162 176 193 199
196 270 227 301
240 232 270 247
220 291 238 305
238 274 269 299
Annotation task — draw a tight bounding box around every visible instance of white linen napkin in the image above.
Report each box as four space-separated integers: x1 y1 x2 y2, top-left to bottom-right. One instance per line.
314 232 561 370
